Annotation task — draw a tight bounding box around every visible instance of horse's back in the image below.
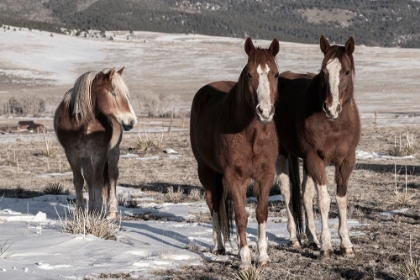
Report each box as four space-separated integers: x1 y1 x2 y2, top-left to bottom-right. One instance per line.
190 81 235 169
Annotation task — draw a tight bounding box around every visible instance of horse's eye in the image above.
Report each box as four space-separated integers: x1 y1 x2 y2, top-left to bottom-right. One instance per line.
345 70 350 76
274 72 279 78
247 73 252 79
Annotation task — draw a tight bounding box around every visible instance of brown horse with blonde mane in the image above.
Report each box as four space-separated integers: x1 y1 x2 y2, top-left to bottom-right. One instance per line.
275 36 360 258
54 68 137 218
190 37 280 268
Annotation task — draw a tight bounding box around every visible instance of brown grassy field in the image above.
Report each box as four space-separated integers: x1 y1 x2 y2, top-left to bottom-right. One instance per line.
0 123 419 280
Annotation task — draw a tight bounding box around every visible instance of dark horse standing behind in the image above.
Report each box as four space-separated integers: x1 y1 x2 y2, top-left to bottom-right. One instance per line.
275 36 360 258
55 68 137 218
190 38 280 268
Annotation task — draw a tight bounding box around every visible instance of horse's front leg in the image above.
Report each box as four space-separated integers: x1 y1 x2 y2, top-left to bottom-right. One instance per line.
255 171 274 266
88 153 107 214
335 153 356 257
224 169 250 269
306 154 332 258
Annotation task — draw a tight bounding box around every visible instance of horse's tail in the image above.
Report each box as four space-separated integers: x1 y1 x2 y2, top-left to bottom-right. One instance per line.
217 173 232 242
288 154 303 236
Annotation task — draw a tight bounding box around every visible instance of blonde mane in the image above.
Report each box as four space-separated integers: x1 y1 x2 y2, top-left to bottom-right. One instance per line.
63 69 129 123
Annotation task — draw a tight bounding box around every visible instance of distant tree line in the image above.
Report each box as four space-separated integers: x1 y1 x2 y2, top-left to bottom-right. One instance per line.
0 0 419 47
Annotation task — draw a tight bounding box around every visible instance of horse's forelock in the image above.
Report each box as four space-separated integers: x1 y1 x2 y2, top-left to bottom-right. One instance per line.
322 47 355 74
66 71 98 123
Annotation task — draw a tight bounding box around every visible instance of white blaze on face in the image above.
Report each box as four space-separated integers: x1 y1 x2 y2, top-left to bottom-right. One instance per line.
326 58 342 111
256 64 273 121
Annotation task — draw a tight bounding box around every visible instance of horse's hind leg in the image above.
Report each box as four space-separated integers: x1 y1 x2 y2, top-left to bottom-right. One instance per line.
67 155 85 210
306 153 332 258
276 154 300 249
106 146 120 219
335 153 356 257
302 168 320 248
83 154 106 214
198 164 225 255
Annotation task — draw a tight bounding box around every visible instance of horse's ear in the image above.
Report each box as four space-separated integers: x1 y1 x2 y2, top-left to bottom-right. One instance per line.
345 37 355 55
117 67 125 76
244 37 255 58
105 68 116 82
320 35 330 55
269 38 280 57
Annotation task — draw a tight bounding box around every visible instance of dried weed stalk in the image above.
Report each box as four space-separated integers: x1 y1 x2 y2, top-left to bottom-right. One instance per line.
0 239 13 258
40 127 56 157
392 164 415 207
394 235 420 280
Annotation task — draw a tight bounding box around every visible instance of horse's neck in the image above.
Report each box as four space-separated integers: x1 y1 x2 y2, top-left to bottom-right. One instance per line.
221 84 255 133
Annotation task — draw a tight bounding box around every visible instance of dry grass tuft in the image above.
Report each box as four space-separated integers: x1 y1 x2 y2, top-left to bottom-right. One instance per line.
58 207 120 240
393 189 416 207
234 266 263 280
43 182 66 195
165 186 184 203
188 188 203 201
395 260 420 280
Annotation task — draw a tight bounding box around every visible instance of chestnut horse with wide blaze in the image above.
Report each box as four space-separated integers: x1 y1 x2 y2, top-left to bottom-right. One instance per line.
54 68 137 218
190 37 280 268
275 36 360 258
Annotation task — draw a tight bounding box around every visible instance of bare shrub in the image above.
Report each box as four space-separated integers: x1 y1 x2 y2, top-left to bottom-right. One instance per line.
58 207 120 240
43 182 66 195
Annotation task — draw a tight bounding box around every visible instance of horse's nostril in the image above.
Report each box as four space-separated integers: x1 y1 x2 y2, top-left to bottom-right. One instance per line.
257 105 263 114
336 103 342 113
130 119 135 126
323 102 329 113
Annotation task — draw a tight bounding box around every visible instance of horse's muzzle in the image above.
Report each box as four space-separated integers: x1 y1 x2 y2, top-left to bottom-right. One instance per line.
323 102 341 120
256 104 275 123
122 119 136 131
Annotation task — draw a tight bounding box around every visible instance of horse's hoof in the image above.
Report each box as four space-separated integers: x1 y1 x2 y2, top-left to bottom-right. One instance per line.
258 255 270 267
258 259 270 267
307 242 321 250
239 262 252 270
341 247 355 257
107 212 118 220
289 240 301 250
212 248 226 255
320 249 332 259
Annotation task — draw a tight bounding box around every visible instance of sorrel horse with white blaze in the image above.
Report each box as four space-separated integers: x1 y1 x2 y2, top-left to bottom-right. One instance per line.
190 37 280 268
275 36 360 258
54 68 137 218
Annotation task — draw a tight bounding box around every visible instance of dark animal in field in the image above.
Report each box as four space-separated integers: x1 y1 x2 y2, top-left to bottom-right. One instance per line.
190 37 280 268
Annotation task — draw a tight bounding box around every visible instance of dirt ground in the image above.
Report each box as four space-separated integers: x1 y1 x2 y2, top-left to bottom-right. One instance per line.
0 123 419 280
